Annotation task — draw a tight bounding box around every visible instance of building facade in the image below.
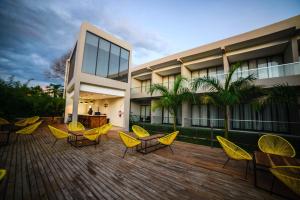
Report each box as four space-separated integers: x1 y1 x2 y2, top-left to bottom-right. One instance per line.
64 22 132 130
130 15 300 134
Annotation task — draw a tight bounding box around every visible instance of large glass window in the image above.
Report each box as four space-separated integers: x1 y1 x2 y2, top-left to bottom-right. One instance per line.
96 39 110 77
82 32 99 74
141 79 151 93
68 44 77 83
108 44 120 78
232 103 290 133
162 74 180 89
140 105 151 122
191 104 223 128
162 106 182 125
81 31 130 82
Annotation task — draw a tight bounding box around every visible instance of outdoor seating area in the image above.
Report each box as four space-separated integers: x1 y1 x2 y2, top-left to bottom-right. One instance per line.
0 120 299 199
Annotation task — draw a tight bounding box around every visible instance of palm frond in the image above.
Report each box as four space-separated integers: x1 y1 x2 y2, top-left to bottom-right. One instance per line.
149 84 169 96
192 76 223 92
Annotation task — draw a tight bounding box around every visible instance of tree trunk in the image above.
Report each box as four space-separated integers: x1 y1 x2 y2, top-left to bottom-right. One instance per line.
224 106 229 138
173 112 177 131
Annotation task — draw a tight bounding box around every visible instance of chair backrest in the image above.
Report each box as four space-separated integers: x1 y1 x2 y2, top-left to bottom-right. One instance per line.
15 118 28 127
0 169 6 181
27 116 40 125
0 118 10 125
216 136 252 160
159 131 179 145
48 125 69 139
16 121 43 135
270 166 300 195
67 121 85 131
102 123 112 134
84 127 100 135
258 134 295 157
119 131 141 148
132 125 150 138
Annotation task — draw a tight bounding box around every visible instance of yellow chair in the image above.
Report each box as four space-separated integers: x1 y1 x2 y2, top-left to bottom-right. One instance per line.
258 134 295 157
16 121 42 135
0 169 6 181
270 166 300 196
101 123 112 135
15 118 28 127
27 116 40 125
67 121 85 132
216 136 253 178
83 127 102 144
48 125 70 147
119 131 141 158
132 125 150 138
158 131 179 154
0 118 10 125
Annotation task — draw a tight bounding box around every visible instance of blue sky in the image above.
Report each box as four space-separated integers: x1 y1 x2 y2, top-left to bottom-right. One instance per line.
0 0 299 86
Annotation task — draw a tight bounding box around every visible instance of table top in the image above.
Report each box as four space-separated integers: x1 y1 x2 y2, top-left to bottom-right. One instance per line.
68 130 84 136
139 134 164 141
254 151 300 168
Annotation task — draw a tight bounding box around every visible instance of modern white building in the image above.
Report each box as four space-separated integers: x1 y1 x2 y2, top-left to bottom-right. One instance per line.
64 22 132 130
65 15 300 134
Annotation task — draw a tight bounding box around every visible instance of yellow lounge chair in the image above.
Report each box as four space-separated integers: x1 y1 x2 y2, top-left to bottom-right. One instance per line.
216 136 253 178
132 125 150 138
0 118 10 126
26 116 40 125
101 123 112 135
158 131 179 154
270 166 300 196
0 169 6 181
258 134 295 157
48 125 70 147
83 127 102 144
15 118 28 127
119 131 141 158
16 121 42 135
67 121 85 132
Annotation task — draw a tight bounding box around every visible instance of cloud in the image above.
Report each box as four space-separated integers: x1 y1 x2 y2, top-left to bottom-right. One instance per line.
0 0 170 86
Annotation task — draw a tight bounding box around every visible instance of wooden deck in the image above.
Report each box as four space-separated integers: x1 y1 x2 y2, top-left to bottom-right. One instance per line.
0 123 295 200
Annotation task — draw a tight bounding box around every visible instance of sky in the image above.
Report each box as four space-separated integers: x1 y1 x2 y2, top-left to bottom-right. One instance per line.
0 0 299 86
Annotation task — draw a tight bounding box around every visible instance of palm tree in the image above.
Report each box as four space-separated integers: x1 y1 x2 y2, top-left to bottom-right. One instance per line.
150 75 194 131
192 63 259 138
46 84 63 98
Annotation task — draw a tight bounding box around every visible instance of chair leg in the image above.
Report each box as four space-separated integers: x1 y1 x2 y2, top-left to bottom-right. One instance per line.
122 147 128 158
52 139 58 148
223 158 230 168
169 145 174 154
245 160 249 179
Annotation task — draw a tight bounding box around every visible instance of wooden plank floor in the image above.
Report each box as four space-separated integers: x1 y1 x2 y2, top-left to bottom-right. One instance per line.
0 123 294 200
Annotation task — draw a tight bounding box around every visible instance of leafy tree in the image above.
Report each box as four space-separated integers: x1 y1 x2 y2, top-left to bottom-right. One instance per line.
192 63 259 138
150 75 194 131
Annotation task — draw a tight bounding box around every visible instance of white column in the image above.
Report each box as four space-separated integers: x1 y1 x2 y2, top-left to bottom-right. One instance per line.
181 64 192 127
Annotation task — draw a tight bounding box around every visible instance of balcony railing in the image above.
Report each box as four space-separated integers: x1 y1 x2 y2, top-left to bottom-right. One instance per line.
130 62 300 95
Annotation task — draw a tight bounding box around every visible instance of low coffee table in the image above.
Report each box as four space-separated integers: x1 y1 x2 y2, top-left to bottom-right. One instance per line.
253 151 300 190
68 130 99 148
137 134 164 154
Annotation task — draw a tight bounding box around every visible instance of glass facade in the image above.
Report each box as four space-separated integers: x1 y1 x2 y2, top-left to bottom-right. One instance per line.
140 105 151 122
191 66 224 80
141 79 151 93
81 31 130 82
68 44 77 83
232 103 291 133
162 74 180 89
232 55 283 80
191 104 224 128
162 106 182 125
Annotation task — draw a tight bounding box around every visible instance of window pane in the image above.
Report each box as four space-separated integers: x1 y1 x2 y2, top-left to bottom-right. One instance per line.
241 62 248 78
118 48 129 82
82 32 99 74
208 67 216 78
96 39 110 77
257 58 268 79
192 105 200 126
68 44 77 83
191 71 199 79
108 44 120 78
200 105 208 126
